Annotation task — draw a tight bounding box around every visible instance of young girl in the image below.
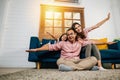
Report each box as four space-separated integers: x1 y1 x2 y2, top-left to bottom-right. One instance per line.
71 13 110 70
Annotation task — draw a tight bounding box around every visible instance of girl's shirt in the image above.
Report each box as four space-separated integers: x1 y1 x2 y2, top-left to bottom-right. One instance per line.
49 41 82 59
78 27 94 46
83 27 93 40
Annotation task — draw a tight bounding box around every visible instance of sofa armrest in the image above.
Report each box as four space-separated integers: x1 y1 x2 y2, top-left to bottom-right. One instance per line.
108 41 120 50
29 37 41 49
28 37 42 61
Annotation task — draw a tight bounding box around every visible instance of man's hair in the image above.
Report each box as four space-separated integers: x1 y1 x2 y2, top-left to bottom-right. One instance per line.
66 28 73 32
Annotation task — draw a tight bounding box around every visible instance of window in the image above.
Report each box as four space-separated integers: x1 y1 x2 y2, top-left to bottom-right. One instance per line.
55 0 79 3
39 4 85 39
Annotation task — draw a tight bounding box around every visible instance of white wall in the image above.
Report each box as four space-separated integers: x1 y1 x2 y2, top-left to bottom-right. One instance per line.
0 0 120 67
0 0 8 47
110 0 120 38
0 0 41 67
81 0 118 41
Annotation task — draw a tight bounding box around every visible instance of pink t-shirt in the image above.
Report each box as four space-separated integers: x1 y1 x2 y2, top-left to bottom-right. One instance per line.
83 27 93 40
80 27 93 46
49 41 82 59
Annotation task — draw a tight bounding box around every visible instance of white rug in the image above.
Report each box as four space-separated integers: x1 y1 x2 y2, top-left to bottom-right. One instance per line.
0 69 120 80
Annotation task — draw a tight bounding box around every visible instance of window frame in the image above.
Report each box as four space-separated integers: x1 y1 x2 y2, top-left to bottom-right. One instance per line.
39 4 85 39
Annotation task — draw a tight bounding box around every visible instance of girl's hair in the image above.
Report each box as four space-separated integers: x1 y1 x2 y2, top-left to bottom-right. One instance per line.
59 33 67 41
71 22 86 39
66 28 78 41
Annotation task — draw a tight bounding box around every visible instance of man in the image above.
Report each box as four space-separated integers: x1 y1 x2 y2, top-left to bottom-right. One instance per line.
26 28 97 71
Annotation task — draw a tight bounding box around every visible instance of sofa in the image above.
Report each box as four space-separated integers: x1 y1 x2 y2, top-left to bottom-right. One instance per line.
28 36 120 69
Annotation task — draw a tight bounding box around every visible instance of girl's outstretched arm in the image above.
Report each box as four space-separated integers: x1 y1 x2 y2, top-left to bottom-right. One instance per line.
88 13 110 31
46 32 58 41
90 39 116 45
26 44 49 52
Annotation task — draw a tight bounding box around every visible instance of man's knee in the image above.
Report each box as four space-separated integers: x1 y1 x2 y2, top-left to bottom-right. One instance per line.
90 56 97 64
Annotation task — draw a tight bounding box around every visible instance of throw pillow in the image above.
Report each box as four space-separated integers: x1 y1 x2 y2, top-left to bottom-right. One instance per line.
94 38 108 50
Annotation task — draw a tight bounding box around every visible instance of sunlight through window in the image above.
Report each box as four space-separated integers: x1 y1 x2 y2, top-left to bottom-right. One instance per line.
39 5 85 39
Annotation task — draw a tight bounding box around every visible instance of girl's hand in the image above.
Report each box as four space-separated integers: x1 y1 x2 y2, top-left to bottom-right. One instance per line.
107 42 116 45
107 13 110 20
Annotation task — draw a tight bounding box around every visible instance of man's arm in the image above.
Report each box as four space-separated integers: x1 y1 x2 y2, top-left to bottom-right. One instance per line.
26 44 49 52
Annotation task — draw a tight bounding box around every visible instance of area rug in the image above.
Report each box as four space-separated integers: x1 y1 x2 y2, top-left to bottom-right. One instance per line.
0 69 120 80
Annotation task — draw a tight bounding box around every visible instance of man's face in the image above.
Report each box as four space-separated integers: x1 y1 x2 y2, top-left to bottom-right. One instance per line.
67 29 76 43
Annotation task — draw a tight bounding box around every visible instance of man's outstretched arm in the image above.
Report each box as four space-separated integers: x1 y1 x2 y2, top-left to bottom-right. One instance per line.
26 44 49 52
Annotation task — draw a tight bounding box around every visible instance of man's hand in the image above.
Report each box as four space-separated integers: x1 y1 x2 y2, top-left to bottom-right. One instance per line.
25 49 37 52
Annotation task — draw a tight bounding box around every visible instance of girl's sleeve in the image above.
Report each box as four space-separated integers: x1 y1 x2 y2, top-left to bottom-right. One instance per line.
78 38 92 47
84 27 93 33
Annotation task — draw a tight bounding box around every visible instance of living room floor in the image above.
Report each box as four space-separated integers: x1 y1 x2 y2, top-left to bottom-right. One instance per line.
0 64 120 75
0 68 120 80
0 68 32 75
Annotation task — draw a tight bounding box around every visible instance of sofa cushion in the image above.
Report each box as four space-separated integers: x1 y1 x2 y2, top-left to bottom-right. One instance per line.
108 41 120 50
100 49 120 59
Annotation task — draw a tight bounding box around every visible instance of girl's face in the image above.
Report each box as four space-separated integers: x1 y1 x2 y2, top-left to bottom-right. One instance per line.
61 34 67 41
74 24 82 33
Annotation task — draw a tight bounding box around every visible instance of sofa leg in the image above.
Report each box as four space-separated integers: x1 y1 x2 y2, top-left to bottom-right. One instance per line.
111 63 116 69
36 62 41 69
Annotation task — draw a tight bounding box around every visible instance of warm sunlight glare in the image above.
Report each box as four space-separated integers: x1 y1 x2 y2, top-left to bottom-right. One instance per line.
45 11 54 19
45 6 62 19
